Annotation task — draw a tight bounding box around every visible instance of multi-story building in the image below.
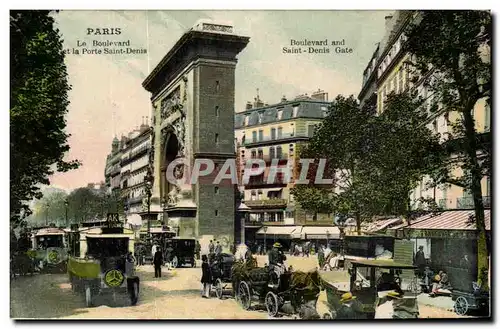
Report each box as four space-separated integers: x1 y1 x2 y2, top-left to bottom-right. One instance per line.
235 90 336 247
104 118 158 232
360 10 491 211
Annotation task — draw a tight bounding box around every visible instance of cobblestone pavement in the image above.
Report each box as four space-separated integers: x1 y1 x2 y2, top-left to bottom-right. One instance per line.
10 256 472 319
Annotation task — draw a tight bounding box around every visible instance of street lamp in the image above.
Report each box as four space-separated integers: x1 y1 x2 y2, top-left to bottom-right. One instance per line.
263 226 268 254
64 199 69 228
144 167 154 238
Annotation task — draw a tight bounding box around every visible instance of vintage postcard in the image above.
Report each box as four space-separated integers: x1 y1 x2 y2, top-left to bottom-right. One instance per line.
10 9 491 320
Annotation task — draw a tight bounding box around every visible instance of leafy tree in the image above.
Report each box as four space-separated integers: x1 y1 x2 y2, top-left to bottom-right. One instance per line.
10 10 80 227
292 95 384 234
404 10 491 287
291 93 442 235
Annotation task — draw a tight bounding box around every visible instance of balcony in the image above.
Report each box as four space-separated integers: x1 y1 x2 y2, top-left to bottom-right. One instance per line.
245 131 308 146
244 219 263 227
246 153 290 164
245 199 287 208
244 176 288 188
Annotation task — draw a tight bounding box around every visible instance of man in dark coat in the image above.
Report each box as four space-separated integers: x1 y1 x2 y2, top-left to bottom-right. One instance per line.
201 254 212 298
215 241 222 256
414 246 426 277
153 247 163 278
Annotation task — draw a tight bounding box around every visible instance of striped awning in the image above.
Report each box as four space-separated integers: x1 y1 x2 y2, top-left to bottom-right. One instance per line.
257 226 301 239
301 226 340 239
391 210 491 231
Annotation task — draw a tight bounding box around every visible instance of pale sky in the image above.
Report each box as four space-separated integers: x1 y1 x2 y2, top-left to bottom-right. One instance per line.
48 10 393 191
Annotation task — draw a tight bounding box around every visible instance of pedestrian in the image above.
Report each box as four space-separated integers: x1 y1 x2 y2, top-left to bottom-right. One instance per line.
317 245 325 269
209 240 215 254
195 240 201 260
201 254 212 298
215 240 222 255
413 246 426 277
153 247 163 278
336 292 361 319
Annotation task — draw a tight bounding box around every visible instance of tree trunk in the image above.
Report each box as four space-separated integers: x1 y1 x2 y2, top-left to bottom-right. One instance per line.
462 109 489 288
355 212 361 235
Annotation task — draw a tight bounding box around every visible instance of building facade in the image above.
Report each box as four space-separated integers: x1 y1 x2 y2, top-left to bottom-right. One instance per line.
235 90 337 245
360 10 491 211
104 120 157 230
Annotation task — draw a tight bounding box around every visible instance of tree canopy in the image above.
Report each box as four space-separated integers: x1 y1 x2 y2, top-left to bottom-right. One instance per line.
10 10 80 226
291 93 442 234
404 10 491 287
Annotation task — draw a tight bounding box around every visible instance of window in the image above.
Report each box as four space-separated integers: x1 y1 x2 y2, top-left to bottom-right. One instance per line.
251 150 256 158
276 212 284 222
444 113 450 126
252 131 257 143
258 111 264 124
293 106 299 117
485 102 491 131
258 213 265 222
271 128 276 140
277 110 283 120
215 80 220 92
269 147 275 159
258 149 263 159
276 146 283 159
433 119 438 132
258 190 263 200
214 186 219 194
215 210 219 216
307 124 316 137
258 130 264 141
251 190 256 200
215 106 220 117
398 70 403 93
215 133 219 144
277 127 283 138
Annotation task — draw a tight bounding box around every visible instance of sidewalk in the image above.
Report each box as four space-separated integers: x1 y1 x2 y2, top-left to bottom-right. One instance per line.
417 293 455 312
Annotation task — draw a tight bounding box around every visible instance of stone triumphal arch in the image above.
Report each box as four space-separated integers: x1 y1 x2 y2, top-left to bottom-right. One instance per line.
142 21 249 249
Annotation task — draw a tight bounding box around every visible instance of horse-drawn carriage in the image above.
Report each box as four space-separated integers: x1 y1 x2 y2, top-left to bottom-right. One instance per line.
233 260 322 318
320 259 419 319
67 224 140 307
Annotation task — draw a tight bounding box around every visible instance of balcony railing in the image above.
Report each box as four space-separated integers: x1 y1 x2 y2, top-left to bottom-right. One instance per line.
245 176 289 187
245 199 287 208
244 219 263 227
247 153 289 162
245 131 308 146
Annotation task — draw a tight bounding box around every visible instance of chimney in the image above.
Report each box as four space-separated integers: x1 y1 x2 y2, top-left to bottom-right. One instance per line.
246 101 253 110
281 95 287 103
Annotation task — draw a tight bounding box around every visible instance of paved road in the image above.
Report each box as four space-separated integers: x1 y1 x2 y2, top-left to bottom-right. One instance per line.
10 256 470 319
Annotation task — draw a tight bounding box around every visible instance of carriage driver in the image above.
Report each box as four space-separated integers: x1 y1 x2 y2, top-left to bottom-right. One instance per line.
268 242 287 287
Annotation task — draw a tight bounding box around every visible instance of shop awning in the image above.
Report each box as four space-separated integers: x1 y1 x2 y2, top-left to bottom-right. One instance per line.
257 226 302 239
266 188 283 193
301 226 340 240
391 210 491 231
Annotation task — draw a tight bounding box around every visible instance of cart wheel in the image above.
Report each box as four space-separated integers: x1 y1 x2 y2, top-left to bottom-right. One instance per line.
129 280 139 306
454 296 468 315
238 281 251 310
85 285 93 307
215 278 223 299
323 313 332 320
172 256 178 268
265 291 279 317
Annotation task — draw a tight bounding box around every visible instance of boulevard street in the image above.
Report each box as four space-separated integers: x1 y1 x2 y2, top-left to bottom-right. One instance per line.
10 256 467 319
